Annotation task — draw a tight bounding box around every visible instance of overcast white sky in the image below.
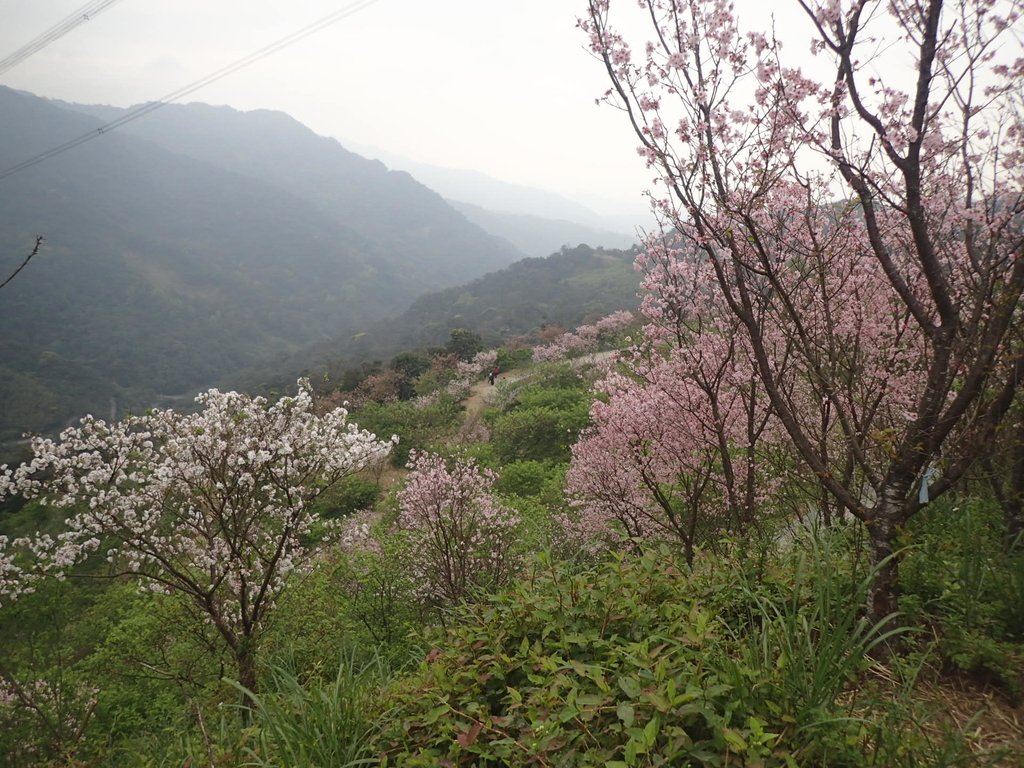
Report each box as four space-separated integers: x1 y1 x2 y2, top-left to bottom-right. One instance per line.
0 1 804 219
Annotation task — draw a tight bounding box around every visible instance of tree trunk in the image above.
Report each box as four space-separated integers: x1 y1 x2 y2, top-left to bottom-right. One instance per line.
235 641 258 725
866 520 899 621
865 487 907 624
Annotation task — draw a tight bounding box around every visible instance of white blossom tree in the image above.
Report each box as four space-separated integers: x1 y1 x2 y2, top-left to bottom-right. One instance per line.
0 381 395 694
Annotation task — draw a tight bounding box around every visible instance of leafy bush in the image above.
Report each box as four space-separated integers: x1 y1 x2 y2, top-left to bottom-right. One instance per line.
331 529 422 652
510 386 590 414
495 460 561 498
312 476 382 520
495 347 532 371
900 496 1024 701
371 546 961 767
353 396 464 465
490 408 574 463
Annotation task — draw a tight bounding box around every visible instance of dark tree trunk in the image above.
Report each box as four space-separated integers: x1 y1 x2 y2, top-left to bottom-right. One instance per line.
235 640 258 725
865 484 909 624
866 518 899 621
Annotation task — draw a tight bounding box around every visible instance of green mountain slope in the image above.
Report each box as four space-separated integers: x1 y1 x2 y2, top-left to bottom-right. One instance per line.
62 100 523 289
231 244 641 391
0 88 522 445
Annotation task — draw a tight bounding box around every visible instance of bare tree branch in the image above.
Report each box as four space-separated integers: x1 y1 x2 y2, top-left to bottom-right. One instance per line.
0 236 44 290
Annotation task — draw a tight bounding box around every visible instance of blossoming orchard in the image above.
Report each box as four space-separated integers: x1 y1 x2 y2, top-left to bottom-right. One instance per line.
582 0 1024 617
0 381 395 694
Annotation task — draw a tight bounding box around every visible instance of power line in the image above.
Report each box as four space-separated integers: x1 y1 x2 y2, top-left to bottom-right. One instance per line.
0 0 383 182
0 0 126 76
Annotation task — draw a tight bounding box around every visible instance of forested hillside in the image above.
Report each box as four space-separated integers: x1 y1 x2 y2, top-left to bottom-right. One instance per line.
228 243 641 394
60 100 524 289
0 88 522 446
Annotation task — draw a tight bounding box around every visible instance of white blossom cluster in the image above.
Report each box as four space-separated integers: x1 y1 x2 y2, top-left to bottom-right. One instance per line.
0 380 396 653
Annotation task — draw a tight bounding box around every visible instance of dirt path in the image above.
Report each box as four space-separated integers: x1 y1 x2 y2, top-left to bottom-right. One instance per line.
464 378 495 421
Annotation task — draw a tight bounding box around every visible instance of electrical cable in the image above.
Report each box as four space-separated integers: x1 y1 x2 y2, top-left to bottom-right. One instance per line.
0 0 383 182
0 0 125 76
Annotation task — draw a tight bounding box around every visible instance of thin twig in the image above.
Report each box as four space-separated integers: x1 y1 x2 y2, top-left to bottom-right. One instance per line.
0 236 44 290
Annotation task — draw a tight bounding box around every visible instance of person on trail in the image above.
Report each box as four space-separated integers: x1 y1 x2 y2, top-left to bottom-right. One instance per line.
489 366 499 386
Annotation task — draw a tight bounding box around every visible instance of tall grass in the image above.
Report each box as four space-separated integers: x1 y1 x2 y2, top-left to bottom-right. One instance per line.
726 530 912 761
229 648 389 768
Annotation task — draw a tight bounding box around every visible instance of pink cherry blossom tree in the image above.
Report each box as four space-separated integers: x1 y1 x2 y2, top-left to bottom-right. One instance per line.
0 381 395 694
397 450 520 608
532 310 635 363
583 0 1024 617
567 300 777 563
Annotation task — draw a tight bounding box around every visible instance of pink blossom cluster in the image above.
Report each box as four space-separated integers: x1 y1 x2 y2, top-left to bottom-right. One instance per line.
397 450 520 606
531 310 634 363
580 0 1024 559
455 349 499 380
337 507 384 557
565 318 777 562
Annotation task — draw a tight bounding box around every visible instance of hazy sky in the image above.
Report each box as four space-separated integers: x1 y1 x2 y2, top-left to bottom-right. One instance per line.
0 1 800 219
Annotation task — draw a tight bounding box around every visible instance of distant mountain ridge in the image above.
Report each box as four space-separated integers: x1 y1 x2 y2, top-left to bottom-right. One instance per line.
0 88 523 445
56 99 523 290
340 141 649 235
448 200 637 259
79 105 644 261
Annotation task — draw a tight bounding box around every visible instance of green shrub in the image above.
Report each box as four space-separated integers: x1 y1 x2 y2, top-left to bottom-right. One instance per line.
495 460 561 498
491 405 589 463
496 347 532 371
511 386 590 414
900 496 1024 700
312 476 382 520
370 546 956 767
353 396 464 465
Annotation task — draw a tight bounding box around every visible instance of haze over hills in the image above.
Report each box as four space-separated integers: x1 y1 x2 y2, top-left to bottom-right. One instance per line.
342 141 650 235
449 200 637 259
231 243 642 395
70 104 644 261
0 87 524 444
0 88 650 451
56 100 526 290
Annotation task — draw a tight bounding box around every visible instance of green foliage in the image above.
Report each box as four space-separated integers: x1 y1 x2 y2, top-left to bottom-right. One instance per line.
388 351 432 399
229 651 391 768
311 476 382 520
487 383 592 465
331 534 423 652
900 496 1024 702
511 386 591 414
446 328 484 361
353 395 464 465
0 497 76 538
495 460 561 498
491 405 589 463
0 576 107 766
729 536 910 759
372 544 965 767
0 576 216 767
357 244 640 355
496 347 533 371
